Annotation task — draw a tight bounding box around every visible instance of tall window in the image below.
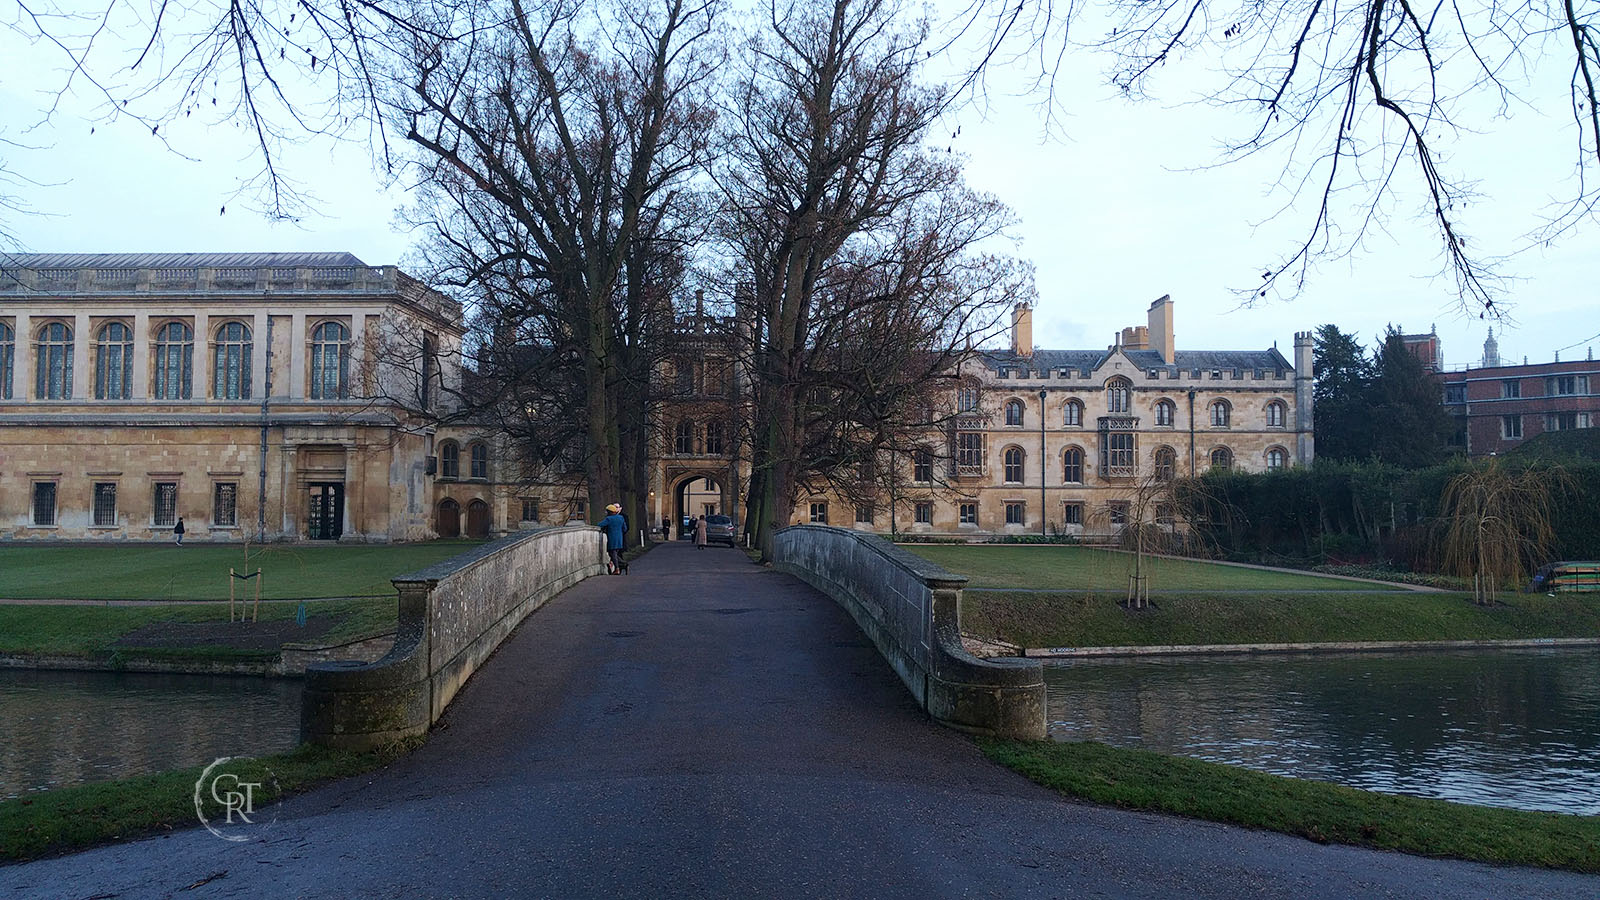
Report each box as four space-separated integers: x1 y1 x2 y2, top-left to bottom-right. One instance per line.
1005 501 1025 525
912 449 933 483
1003 447 1025 483
1103 432 1135 474
36 321 73 399
214 483 238 527
1502 416 1523 440
1501 379 1521 398
421 335 437 411
1154 399 1175 427
1004 399 1024 426
0 321 13 399
1063 399 1083 427
1062 502 1082 526
956 432 983 470
1106 378 1131 414
675 420 695 454
809 502 828 524
914 501 932 524
213 321 253 400
1267 448 1288 470
521 498 540 522
153 322 194 400
1154 447 1176 481
704 422 724 455
959 502 977 525
957 386 979 413
469 442 489 479
1210 447 1233 471
95 322 133 399
440 441 460 478
855 505 874 524
1108 501 1130 525
310 321 350 399
32 482 57 526
153 482 178 527
93 483 117 526
1062 447 1084 483
1266 400 1286 428
1210 400 1231 427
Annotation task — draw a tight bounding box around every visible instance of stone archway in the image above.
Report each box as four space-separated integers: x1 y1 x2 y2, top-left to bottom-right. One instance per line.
465 499 491 538
671 472 725 538
437 498 461 538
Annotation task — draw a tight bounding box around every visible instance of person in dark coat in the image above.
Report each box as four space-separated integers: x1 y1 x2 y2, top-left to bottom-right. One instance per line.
174 517 186 546
599 504 627 574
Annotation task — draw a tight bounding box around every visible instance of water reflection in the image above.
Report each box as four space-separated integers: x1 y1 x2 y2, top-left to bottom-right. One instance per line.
0 669 301 799
1044 648 1600 815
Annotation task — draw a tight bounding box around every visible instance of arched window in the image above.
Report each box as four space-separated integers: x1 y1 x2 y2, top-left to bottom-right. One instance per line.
1004 399 1024 426
1062 399 1083 427
1211 447 1233 471
704 421 724 455
1210 399 1231 427
957 385 980 413
1266 400 1286 428
1003 447 1025 483
0 321 13 400
1155 399 1175 427
95 322 133 400
1267 447 1288 470
1106 378 1131 414
1154 447 1176 481
212 321 253 400
469 442 489 479
1062 447 1084 484
310 321 350 400
153 322 193 400
35 321 73 399
675 420 695 454
439 440 460 478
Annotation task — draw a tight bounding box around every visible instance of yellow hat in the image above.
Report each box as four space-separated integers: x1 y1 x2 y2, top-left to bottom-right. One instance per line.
606 503 622 512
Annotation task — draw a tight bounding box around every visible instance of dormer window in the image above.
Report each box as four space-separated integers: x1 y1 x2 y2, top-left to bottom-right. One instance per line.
1106 377 1132 414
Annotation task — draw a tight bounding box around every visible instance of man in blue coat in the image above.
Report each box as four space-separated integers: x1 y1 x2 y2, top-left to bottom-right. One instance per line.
599 503 628 574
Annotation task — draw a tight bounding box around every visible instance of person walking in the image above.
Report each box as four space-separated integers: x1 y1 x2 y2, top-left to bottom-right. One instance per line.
694 514 707 550
661 516 672 541
598 503 628 574
173 517 186 546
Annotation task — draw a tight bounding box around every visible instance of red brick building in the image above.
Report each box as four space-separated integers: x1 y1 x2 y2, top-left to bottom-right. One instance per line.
1441 352 1598 456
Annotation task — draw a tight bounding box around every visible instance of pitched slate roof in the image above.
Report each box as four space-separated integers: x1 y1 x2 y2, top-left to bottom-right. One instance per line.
977 345 1294 374
0 251 369 269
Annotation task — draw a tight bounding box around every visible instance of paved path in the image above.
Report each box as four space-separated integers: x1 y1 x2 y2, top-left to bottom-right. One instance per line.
3 543 1592 899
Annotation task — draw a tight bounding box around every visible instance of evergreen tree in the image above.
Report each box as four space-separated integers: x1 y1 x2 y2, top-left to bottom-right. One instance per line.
1369 329 1454 467
1312 325 1374 463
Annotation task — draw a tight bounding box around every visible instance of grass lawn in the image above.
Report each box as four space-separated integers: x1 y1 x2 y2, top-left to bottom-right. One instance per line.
0 542 485 601
0 597 398 659
981 738 1600 872
961 590 1600 648
905 545 1379 591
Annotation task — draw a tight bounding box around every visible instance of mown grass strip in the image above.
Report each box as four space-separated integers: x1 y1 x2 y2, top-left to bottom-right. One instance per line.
0 739 421 862
961 590 1600 649
979 738 1600 872
906 544 1376 591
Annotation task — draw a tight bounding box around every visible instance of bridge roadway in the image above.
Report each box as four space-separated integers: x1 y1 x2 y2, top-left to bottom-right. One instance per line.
5 542 1593 899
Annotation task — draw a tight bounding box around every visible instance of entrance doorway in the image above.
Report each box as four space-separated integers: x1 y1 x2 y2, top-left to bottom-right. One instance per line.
307 482 345 540
437 498 461 537
465 499 491 538
673 475 721 538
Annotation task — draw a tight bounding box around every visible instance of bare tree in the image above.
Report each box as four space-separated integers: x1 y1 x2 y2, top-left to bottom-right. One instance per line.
1439 460 1571 605
717 0 1030 560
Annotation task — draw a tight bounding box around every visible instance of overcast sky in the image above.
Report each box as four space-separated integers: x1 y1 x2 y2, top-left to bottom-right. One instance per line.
2 6 1596 372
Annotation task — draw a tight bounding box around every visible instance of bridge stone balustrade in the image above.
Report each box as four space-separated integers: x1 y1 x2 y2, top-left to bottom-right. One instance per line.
302 525 606 749
773 525 1046 740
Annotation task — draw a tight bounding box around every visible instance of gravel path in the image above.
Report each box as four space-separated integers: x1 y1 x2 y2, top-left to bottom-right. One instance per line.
3 542 1591 899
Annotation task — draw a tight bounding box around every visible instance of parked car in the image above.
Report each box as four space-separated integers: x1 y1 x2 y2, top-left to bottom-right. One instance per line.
704 514 737 547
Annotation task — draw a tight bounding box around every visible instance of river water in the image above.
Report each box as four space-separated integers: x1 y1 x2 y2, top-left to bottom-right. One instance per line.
1043 648 1600 815
0 669 302 800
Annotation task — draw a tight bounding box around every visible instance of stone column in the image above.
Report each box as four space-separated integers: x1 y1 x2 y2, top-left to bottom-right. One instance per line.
131 312 150 399
72 312 90 399
193 312 210 399
251 311 269 400
14 313 29 400
290 312 307 399
349 312 367 399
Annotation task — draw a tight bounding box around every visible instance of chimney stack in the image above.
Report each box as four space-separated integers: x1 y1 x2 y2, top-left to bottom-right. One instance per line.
1011 303 1033 357
1147 295 1175 363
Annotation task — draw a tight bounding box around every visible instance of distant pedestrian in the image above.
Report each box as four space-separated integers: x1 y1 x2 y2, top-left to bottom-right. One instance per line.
694 514 707 549
662 516 671 541
599 503 627 574
174 517 186 546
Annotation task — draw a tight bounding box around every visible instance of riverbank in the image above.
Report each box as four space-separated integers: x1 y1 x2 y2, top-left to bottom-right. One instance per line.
0 739 422 862
961 590 1600 650
980 738 1600 873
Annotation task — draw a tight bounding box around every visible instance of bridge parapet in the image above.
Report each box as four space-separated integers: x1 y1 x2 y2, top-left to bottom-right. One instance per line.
773 525 1046 740
302 525 606 749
